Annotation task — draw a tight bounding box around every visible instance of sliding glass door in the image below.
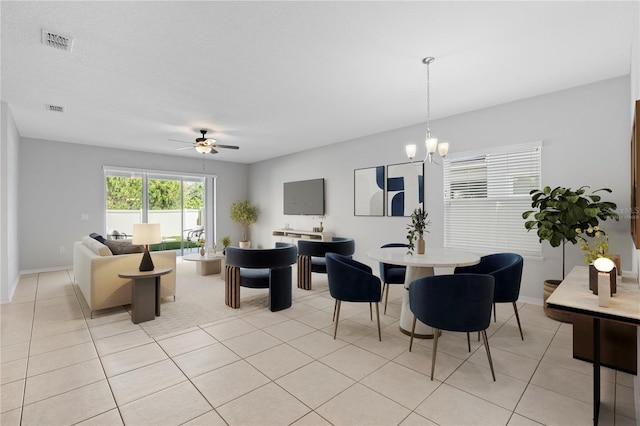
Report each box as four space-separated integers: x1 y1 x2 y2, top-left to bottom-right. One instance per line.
105 171 143 239
105 168 213 255
148 174 184 252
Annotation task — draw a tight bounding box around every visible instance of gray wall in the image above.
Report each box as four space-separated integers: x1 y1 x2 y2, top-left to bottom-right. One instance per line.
17 139 249 272
249 76 632 305
0 102 20 302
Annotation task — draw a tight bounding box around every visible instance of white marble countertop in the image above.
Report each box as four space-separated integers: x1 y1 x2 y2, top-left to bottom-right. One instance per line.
546 266 640 325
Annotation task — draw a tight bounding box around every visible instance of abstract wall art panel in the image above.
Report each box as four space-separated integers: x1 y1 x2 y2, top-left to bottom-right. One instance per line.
386 162 424 216
354 166 385 216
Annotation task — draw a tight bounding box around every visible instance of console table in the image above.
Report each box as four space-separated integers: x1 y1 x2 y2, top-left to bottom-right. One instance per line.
118 268 172 324
546 266 639 425
272 229 334 245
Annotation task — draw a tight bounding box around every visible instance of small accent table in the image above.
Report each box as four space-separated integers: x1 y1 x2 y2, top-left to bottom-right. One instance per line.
118 268 172 324
183 253 224 275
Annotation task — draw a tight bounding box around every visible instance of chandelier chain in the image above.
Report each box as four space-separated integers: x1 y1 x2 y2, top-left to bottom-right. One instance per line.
426 59 431 138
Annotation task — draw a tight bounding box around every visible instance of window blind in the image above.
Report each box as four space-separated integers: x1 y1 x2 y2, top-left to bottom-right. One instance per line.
443 142 542 257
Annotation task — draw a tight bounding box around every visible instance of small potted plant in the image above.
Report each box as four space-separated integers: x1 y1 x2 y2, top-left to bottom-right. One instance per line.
576 226 617 294
230 201 258 248
406 207 431 254
220 236 231 254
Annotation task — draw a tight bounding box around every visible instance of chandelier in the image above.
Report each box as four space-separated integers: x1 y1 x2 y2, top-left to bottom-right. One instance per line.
405 57 449 164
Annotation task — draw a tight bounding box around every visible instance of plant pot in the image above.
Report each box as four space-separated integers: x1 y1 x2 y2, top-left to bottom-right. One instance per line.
543 279 573 323
239 241 251 249
417 236 425 254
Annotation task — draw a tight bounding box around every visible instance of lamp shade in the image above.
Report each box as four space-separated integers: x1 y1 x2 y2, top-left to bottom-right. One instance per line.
438 142 449 157
195 144 212 154
132 223 162 245
593 257 616 273
405 144 417 159
425 137 438 154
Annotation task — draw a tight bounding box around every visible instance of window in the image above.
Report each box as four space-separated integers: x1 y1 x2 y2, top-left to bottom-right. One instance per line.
443 142 542 256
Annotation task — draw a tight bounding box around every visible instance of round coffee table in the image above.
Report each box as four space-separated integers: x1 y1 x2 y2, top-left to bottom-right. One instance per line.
183 253 224 275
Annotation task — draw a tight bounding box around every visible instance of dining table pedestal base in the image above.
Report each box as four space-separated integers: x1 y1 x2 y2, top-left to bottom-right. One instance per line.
399 265 436 338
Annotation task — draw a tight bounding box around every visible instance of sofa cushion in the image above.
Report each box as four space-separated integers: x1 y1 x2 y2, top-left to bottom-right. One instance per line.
89 232 106 244
104 239 144 255
82 236 113 256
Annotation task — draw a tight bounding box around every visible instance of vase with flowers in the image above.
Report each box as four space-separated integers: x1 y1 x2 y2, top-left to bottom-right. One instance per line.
198 237 206 256
576 226 616 294
406 207 431 254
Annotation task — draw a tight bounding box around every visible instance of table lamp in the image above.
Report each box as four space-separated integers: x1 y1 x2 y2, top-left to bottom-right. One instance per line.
593 257 616 307
132 223 161 271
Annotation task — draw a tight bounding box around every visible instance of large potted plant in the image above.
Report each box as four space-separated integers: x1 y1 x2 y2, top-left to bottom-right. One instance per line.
406 207 431 254
522 186 618 321
230 201 258 248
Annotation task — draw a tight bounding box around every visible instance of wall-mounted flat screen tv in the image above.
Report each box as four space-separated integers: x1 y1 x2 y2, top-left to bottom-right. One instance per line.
284 178 325 215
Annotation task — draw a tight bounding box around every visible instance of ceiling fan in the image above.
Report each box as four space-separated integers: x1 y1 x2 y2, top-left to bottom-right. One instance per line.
173 129 239 154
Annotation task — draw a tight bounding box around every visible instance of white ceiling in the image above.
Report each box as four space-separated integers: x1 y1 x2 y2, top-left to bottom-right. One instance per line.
1 1 636 164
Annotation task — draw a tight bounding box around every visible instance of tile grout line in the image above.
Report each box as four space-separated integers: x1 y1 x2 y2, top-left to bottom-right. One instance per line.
69 271 127 426
17 271 40 426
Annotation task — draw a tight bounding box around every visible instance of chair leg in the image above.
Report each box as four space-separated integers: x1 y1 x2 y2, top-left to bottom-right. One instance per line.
333 300 341 339
481 330 496 381
375 302 381 341
431 328 439 381
409 315 417 352
513 301 524 340
332 299 338 322
369 302 373 321
466 332 471 352
383 283 390 315
493 302 496 322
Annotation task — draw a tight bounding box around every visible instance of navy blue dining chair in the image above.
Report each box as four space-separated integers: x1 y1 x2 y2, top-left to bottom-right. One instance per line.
409 273 496 381
378 243 408 315
326 252 382 341
454 253 524 340
297 237 355 290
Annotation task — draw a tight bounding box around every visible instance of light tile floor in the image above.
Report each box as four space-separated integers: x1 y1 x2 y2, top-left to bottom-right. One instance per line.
1 267 637 425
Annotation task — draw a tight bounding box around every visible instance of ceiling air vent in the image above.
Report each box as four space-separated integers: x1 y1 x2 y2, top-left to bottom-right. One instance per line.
41 29 73 53
46 104 65 113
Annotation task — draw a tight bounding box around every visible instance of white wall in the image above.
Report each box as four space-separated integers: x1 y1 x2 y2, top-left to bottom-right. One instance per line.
0 102 21 303
17 138 249 272
249 76 632 304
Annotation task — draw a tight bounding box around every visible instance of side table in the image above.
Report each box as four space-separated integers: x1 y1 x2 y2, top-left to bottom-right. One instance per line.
118 268 172 324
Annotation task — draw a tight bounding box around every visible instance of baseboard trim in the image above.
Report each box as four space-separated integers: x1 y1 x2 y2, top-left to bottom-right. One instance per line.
519 295 543 306
19 265 72 275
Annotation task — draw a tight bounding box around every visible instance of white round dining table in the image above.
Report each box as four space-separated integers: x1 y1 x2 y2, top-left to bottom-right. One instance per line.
367 247 480 338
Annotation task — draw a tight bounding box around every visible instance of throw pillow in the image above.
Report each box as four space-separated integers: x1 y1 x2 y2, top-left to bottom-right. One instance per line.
104 239 144 255
82 236 113 256
89 233 106 244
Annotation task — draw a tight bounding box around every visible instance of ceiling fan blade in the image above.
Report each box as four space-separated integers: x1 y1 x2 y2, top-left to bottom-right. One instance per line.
176 146 194 150
211 144 239 150
209 148 219 154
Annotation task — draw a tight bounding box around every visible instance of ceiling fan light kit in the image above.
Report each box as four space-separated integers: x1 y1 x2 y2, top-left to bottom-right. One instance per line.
173 129 240 155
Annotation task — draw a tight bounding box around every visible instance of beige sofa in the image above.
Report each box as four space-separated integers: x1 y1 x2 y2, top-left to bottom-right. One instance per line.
73 237 176 314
